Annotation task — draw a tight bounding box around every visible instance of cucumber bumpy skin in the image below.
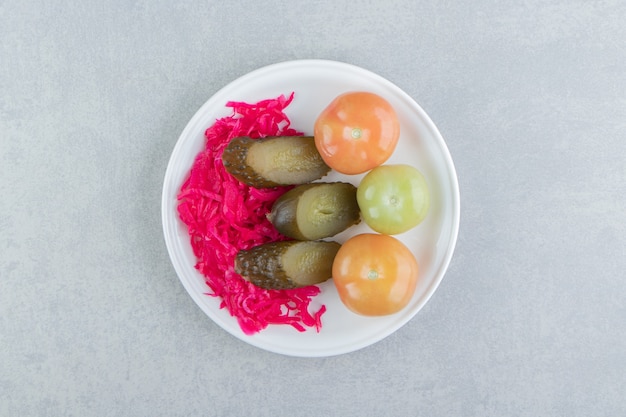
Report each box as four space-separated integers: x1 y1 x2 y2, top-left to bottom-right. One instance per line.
268 182 361 241
235 240 341 290
221 136 330 188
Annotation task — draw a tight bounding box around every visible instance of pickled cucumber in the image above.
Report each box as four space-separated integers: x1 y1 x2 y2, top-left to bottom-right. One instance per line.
222 136 330 188
235 240 341 290
268 182 360 240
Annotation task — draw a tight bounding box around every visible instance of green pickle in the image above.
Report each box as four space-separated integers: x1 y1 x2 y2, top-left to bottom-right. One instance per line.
235 241 341 290
222 136 330 188
268 182 361 240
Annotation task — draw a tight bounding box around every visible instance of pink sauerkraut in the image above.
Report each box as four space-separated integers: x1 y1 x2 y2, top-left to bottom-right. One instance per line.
177 93 326 335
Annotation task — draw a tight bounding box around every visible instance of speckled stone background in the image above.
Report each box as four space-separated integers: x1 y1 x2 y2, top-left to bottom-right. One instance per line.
1 1 625 416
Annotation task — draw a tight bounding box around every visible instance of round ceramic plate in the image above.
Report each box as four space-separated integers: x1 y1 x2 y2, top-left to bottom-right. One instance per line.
162 59 460 357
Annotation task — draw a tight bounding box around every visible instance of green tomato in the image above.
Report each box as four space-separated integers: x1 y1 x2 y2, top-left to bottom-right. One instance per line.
357 164 430 235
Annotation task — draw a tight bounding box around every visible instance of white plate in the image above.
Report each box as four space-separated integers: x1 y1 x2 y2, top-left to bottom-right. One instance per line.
162 59 460 357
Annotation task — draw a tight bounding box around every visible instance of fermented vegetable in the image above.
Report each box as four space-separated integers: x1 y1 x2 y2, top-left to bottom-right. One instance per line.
357 164 430 234
222 135 330 188
268 182 360 240
235 240 341 290
332 233 419 316
177 92 328 335
314 92 400 175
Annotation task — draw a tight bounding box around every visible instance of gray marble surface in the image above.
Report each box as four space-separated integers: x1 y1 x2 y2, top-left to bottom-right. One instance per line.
2 1 625 416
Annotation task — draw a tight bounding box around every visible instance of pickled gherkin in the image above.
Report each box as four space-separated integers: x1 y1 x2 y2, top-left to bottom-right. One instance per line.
222 136 330 188
268 182 360 240
235 240 341 290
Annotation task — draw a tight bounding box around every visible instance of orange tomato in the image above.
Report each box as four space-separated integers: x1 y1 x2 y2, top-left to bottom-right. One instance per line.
332 233 419 316
313 92 400 175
